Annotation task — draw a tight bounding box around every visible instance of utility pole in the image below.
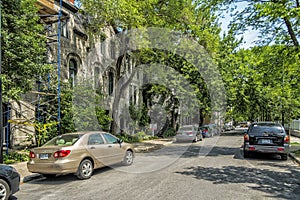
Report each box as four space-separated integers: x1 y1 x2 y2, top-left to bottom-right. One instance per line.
0 0 4 163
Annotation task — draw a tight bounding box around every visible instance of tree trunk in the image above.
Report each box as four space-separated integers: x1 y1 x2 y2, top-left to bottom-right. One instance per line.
283 17 299 46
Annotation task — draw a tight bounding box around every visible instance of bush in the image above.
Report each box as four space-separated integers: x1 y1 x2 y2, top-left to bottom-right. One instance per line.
117 134 141 143
162 127 176 138
3 151 30 164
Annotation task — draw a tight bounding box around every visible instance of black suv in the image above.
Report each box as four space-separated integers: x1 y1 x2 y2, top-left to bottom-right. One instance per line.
243 122 290 160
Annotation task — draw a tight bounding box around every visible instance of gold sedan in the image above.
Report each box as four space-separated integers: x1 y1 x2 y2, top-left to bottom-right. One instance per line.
27 131 134 179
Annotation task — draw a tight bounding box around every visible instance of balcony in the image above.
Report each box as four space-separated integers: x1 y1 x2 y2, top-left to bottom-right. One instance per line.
37 0 57 15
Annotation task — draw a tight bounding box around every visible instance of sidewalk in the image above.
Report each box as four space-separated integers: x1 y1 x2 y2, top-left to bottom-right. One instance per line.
10 138 174 183
289 136 300 164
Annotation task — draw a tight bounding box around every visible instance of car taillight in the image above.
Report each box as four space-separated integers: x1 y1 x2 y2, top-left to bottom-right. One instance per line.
249 146 255 151
284 135 290 143
278 147 285 151
53 150 71 158
29 151 36 158
244 134 249 142
187 132 193 135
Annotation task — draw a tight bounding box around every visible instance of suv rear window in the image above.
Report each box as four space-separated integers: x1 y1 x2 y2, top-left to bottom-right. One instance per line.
249 124 284 134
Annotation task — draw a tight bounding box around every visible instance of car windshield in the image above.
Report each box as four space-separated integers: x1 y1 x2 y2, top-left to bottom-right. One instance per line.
249 124 284 134
44 134 82 146
178 126 194 131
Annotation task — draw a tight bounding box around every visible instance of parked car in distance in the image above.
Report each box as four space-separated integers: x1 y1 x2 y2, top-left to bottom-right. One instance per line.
200 124 218 138
0 164 20 200
243 122 290 160
27 131 135 179
176 125 203 142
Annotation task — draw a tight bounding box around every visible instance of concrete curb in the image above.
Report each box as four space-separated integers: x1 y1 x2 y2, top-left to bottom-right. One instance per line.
133 140 173 153
22 174 43 183
289 153 300 165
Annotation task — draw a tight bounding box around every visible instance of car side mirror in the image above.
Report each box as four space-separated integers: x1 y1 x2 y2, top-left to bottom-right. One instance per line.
117 139 123 144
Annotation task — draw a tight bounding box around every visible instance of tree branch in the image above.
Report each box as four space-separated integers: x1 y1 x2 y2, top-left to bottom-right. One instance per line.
283 17 299 46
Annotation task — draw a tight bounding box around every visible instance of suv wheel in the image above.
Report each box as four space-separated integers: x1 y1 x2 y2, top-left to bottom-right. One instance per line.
281 153 288 160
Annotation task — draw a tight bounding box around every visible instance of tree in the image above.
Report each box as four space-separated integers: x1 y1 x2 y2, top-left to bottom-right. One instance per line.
215 0 300 124
1 0 49 100
81 0 224 133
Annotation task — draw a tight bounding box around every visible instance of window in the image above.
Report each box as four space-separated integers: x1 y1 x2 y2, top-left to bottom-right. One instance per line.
108 71 114 95
69 59 77 87
103 133 118 144
61 20 69 38
88 134 104 145
94 67 101 94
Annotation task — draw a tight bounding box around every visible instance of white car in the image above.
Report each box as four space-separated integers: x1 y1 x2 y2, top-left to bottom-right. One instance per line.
176 125 203 142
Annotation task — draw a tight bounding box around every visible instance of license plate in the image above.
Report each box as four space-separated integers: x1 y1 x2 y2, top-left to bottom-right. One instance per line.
261 139 271 144
39 154 49 160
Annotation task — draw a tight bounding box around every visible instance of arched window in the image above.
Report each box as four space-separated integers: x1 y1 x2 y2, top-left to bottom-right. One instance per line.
69 59 77 87
108 70 114 95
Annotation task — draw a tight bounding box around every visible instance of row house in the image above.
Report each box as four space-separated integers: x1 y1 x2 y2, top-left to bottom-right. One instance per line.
7 0 141 149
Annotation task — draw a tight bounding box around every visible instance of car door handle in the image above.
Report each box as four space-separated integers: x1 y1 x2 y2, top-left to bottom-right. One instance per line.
90 146 95 149
108 145 112 148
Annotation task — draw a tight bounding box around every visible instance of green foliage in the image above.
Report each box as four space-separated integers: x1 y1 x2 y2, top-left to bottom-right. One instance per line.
1 0 50 100
223 0 300 47
34 122 58 147
3 151 30 164
95 107 112 132
129 103 149 127
117 134 141 143
162 127 176 138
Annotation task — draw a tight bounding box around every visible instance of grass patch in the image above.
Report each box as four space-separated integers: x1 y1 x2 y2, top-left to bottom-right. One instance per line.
291 142 300 146
294 150 300 157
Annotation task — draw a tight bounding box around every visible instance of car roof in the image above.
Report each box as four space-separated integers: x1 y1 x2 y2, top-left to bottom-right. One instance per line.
251 122 282 126
63 131 110 135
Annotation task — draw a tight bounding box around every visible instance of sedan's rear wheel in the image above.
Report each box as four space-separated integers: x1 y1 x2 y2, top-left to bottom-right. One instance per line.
0 179 10 200
77 159 93 180
122 150 134 166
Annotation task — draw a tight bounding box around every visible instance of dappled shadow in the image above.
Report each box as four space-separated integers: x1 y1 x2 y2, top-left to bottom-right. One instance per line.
26 166 113 185
136 142 244 160
176 165 300 199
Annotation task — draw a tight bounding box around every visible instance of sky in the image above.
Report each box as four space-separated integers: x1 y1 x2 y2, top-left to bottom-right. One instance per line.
219 2 259 49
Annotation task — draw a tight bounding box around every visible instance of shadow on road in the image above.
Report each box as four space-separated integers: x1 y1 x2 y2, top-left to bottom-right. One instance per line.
25 166 115 185
175 164 300 199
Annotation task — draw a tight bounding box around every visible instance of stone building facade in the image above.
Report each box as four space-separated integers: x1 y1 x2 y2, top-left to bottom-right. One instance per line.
7 0 141 148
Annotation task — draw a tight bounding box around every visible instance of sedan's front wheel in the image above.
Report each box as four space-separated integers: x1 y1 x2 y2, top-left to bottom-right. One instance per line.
122 150 134 166
77 159 93 180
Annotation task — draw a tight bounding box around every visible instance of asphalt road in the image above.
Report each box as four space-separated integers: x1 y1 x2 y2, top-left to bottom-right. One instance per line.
14 131 300 200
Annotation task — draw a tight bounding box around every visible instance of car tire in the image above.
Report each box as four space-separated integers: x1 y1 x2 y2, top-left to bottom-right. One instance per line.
194 137 198 143
281 153 288 160
76 159 93 180
244 149 251 158
122 150 134 166
0 179 10 200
